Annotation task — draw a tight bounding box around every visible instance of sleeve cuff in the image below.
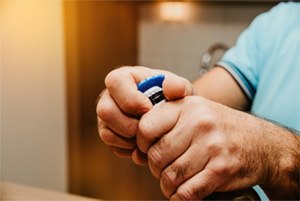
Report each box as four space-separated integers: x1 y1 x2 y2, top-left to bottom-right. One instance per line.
216 61 255 101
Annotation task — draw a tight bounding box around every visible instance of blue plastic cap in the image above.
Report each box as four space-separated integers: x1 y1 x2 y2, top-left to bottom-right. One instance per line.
137 74 165 93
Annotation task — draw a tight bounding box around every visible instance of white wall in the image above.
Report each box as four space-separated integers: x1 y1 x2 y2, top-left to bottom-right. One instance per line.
1 0 67 191
138 2 274 81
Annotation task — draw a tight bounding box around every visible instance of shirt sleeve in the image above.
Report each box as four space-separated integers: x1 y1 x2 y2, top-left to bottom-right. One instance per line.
217 4 281 101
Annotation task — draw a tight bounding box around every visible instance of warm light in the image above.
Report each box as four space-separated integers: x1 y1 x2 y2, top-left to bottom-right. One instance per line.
159 2 189 22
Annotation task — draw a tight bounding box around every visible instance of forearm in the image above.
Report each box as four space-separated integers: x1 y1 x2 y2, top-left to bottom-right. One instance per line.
192 67 250 110
258 119 300 199
193 67 300 198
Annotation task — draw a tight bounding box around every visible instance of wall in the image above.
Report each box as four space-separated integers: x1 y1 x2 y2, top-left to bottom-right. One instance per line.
0 0 276 196
138 2 275 81
1 0 67 191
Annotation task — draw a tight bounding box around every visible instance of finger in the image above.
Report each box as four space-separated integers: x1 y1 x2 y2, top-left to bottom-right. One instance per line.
109 146 134 159
104 66 156 116
170 168 219 200
147 120 193 179
163 74 194 100
98 122 136 149
137 101 180 153
160 143 210 198
105 66 192 116
97 90 139 138
132 148 148 166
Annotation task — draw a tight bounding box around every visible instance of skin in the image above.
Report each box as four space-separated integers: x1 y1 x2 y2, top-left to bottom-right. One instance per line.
96 66 300 200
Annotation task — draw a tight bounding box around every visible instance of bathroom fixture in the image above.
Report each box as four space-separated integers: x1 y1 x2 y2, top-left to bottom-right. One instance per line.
199 42 229 75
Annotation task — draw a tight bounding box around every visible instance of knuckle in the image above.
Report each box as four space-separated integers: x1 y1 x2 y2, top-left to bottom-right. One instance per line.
205 168 219 181
162 163 189 187
206 136 225 156
183 96 216 120
148 147 163 178
99 127 114 144
207 143 220 157
174 169 218 200
198 116 216 132
104 69 121 89
176 185 195 200
189 112 217 137
183 95 198 106
105 67 131 89
196 111 216 130
96 99 104 117
172 163 189 180
148 136 172 170
209 158 233 177
97 101 114 122
199 169 219 195
161 163 191 199
182 96 206 110
148 146 162 167
216 159 229 174
148 136 171 168
161 168 177 189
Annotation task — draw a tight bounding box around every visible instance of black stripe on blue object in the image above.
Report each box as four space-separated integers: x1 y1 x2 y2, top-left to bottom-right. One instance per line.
148 90 165 105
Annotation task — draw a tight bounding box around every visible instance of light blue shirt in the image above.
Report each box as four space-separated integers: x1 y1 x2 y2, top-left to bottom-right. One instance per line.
218 2 300 200
219 2 300 132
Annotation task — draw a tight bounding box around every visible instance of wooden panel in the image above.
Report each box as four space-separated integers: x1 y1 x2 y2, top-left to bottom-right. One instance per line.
64 1 165 200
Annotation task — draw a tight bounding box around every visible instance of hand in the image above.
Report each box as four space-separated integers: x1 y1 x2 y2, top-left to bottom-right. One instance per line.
137 96 272 199
96 66 194 165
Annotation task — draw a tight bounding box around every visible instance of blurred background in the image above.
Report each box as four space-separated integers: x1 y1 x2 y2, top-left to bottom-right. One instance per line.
1 0 278 200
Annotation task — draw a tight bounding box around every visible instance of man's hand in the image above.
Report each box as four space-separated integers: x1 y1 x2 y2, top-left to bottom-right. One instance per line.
96 66 193 165
137 95 300 199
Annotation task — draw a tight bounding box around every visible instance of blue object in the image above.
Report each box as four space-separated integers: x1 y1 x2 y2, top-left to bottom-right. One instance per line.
137 74 166 105
137 74 165 92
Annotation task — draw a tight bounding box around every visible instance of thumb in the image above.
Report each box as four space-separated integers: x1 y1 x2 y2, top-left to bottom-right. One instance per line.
163 73 194 101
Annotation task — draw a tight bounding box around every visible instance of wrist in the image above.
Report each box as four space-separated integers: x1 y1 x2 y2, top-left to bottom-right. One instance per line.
258 120 300 199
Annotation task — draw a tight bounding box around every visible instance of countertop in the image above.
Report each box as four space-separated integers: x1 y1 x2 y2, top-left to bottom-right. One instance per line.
1 181 100 201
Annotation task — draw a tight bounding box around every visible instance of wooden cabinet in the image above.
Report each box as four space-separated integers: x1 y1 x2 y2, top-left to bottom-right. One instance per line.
64 1 164 200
